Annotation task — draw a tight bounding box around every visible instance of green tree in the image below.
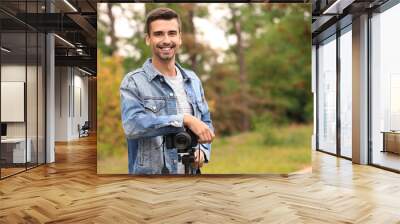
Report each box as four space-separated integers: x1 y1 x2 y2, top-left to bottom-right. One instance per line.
246 4 312 123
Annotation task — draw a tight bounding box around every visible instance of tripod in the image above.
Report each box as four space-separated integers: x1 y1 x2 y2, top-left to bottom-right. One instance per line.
178 148 197 175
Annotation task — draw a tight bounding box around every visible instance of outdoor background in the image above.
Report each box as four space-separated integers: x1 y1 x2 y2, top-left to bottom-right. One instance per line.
97 3 312 174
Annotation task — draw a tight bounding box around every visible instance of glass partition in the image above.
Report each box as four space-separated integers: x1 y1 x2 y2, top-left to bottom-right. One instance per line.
1 30 28 177
0 1 46 179
339 27 352 158
371 3 400 171
317 35 337 154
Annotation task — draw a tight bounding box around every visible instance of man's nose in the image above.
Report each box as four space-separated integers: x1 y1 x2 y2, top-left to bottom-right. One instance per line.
161 34 172 44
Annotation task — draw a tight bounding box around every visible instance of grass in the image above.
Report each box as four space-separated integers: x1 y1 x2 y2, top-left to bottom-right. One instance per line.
97 155 128 174
97 124 312 174
201 123 312 174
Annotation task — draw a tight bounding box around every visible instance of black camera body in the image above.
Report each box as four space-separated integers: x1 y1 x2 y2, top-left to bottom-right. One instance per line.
165 128 198 153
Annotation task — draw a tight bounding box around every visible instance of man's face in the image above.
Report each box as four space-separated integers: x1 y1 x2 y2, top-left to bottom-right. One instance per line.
146 19 182 62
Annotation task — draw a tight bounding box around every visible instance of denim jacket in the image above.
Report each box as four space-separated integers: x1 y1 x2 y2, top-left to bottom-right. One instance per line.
120 58 213 174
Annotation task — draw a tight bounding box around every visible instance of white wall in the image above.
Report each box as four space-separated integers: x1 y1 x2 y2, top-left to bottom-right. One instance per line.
55 67 69 141
54 67 89 141
1 82 25 122
1 65 26 81
1 65 25 128
1 65 39 137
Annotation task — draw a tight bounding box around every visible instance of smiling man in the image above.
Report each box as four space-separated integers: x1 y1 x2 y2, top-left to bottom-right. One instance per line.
120 8 215 174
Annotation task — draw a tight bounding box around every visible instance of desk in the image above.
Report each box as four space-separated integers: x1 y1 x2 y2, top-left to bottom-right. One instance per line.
1 138 31 164
382 131 400 154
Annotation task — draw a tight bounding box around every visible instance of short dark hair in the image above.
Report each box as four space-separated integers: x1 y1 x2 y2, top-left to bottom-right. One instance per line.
145 8 181 35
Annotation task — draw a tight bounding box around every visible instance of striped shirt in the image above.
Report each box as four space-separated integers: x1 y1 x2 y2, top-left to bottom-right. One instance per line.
164 67 193 115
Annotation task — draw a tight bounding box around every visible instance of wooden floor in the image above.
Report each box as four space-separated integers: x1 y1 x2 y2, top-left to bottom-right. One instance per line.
372 150 400 171
0 167 26 178
1 135 400 223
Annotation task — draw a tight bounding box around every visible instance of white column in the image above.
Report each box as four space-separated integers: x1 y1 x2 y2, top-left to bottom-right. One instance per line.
352 14 369 164
45 0 55 163
46 33 55 163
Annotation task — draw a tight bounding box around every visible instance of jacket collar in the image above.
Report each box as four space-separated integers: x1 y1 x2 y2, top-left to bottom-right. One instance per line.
143 58 191 82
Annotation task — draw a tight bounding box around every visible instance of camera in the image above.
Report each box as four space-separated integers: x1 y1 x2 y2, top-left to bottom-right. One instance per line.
165 128 198 152
165 128 198 153
164 128 200 175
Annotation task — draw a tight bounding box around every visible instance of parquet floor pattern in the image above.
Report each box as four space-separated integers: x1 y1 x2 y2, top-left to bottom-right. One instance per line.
1 135 400 223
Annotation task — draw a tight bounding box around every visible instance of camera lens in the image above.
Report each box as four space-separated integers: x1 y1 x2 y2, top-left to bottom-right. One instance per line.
174 132 191 150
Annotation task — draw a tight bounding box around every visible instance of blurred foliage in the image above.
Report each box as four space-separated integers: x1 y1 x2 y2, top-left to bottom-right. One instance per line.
246 4 312 123
97 50 127 158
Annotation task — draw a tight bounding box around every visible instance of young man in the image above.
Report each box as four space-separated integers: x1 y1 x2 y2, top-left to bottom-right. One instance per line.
120 8 215 174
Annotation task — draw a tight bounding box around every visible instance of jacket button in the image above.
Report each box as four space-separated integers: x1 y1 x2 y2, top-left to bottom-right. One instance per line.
169 93 174 96
152 106 156 110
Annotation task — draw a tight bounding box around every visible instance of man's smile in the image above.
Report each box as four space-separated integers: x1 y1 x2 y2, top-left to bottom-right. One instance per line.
160 47 172 52
158 44 175 53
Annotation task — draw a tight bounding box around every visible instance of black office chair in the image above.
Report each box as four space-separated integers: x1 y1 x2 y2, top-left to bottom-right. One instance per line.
79 121 90 138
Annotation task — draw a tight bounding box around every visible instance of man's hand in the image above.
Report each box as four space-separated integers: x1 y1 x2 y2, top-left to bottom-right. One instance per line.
183 114 215 143
194 149 205 168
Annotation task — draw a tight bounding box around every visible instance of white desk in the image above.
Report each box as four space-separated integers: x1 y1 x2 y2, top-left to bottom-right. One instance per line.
1 138 31 163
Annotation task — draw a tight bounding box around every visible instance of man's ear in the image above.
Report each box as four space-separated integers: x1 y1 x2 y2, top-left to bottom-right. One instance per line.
178 32 182 45
145 34 150 46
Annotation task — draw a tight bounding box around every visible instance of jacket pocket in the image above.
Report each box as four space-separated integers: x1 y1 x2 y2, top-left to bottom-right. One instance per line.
143 99 166 114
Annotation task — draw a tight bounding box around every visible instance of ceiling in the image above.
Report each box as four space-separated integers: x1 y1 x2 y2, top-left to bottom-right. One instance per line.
0 0 97 75
312 0 389 44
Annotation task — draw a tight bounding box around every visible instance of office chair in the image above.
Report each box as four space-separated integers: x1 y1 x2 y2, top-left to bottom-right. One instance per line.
79 121 90 138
